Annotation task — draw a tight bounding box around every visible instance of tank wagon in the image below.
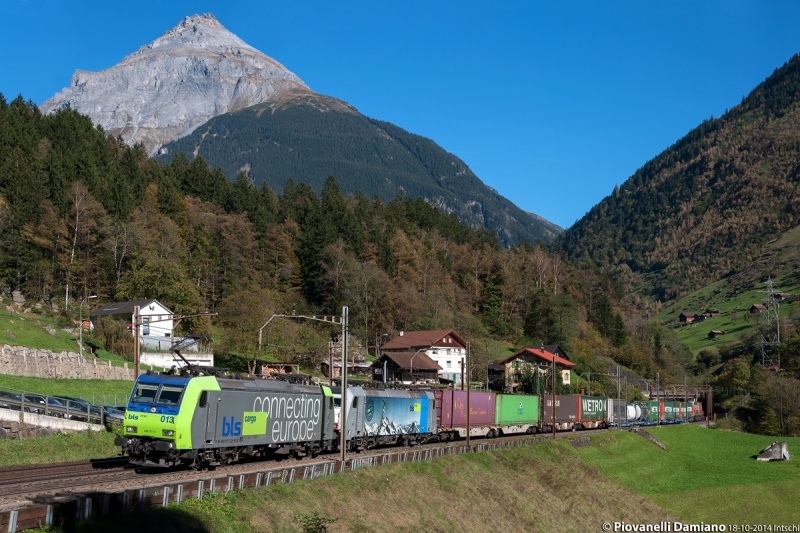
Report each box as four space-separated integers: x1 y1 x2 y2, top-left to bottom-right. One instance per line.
116 373 336 467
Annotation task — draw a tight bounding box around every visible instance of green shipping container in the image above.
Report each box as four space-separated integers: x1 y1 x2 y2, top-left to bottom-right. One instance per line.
663 401 680 420
579 396 607 421
495 394 539 425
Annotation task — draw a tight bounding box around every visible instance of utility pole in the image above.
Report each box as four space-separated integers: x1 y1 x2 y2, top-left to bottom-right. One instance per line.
133 306 140 377
340 306 348 464
656 372 660 427
328 340 333 387
617 366 628 429
466 342 471 446
486 341 490 392
551 349 556 438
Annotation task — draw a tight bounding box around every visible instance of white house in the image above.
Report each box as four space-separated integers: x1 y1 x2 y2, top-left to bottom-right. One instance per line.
88 299 213 367
380 329 467 384
89 299 174 340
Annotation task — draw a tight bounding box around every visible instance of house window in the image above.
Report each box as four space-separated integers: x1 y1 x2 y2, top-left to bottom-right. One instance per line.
432 349 438 355
447 349 451 355
446 361 451 368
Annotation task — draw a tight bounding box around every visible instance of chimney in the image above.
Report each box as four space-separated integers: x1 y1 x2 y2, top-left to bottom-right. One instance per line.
399 331 404 336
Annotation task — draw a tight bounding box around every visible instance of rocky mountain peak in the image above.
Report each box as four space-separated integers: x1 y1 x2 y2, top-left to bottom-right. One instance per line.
128 13 253 57
41 14 310 155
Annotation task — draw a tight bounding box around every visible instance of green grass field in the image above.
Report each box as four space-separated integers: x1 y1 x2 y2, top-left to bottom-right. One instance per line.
577 425 800 524
0 308 82 353
0 430 121 467
0 375 134 405
58 438 669 533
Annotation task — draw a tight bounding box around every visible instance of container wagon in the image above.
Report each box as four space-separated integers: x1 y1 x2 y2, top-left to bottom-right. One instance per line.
434 390 496 439
541 395 579 431
577 395 608 429
493 393 539 435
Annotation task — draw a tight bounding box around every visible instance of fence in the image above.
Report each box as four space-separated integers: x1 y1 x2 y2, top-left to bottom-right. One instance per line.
0 384 116 426
0 438 543 531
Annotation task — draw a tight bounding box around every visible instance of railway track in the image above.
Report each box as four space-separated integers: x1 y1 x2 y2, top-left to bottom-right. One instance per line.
0 423 710 530
0 421 702 504
0 428 587 503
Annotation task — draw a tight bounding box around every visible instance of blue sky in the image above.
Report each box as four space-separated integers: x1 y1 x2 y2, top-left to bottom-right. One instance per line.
3 1 800 229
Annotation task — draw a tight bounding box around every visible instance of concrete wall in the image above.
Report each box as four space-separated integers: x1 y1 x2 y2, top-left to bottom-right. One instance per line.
0 344 135 380
0 407 105 439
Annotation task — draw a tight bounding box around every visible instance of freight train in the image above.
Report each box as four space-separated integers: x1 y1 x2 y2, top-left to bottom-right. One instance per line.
115 373 704 468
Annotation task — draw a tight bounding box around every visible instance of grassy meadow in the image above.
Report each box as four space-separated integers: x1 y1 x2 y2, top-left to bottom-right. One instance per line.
0 430 121 467
576 424 800 524
63 438 670 533
0 374 134 405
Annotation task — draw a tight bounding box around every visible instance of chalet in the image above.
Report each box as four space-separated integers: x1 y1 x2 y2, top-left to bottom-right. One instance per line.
679 312 698 323
371 352 441 383
89 299 174 338
704 309 721 317
320 361 373 379
381 330 467 384
541 344 571 361
490 346 575 393
750 304 767 314
708 330 725 339
89 299 214 366
321 333 369 378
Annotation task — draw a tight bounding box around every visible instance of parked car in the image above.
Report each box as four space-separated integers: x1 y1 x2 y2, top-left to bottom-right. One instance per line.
102 405 125 424
0 390 22 411
53 396 103 422
22 394 67 416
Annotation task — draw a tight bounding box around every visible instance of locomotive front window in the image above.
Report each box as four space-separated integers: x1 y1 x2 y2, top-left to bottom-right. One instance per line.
132 384 159 404
156 385 185 406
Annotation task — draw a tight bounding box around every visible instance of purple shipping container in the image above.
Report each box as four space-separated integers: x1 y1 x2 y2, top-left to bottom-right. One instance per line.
434 390 496 428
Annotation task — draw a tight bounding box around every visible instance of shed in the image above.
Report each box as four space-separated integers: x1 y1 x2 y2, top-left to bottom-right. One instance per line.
757 441 790 461
708 330 725 339
750 304 767 314
679 312 697 323
371 352 441 383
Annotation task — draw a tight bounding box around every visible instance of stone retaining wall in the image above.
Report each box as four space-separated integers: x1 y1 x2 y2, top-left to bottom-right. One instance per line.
0 345 135 380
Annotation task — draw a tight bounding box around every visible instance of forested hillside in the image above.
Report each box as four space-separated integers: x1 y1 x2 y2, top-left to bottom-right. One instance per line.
158 90 561 246
558 54 800 304
0 93 691 385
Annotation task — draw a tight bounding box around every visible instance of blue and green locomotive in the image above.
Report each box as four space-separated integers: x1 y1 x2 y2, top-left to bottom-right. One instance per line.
116 373 336 467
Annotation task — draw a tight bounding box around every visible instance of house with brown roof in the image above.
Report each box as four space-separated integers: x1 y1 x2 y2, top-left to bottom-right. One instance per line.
490 346 575 393
371 352 442 383
381 330 467 384
707 330 725 339
679 312 698 323
750 304 767 314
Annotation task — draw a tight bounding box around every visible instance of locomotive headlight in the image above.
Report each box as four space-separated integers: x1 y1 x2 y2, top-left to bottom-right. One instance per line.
126 426 137 433
162 429 174 437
